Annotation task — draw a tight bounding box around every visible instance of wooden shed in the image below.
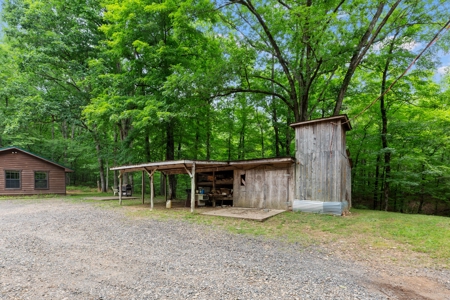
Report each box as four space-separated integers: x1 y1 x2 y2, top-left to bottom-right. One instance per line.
111 115 352 214
110 158 295 212
0 146 73 196
290 115 352 213
231 158 295 210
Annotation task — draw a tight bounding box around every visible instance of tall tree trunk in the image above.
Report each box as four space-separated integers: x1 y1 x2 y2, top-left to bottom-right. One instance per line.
285 111 292 156
113 132 118 190
270 54 280 157
227 133 232 161
380 34 397 212
177 140 182 160
418 164 426 214
400 191 405 213
257 115 265 158
238 127 245 160
381 98 391 212
160 173 166 196
206 103 211 160
194 118 200 160
272 108 280 157
166 120 176 199
373 153 381 209
334 1 400 115
144 127 151 162
118 118 132 185
95 138 106 192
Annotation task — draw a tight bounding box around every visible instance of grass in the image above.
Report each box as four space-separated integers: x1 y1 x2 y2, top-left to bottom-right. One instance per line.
0 186 109 202
94 198 450 268
0 193 63 200
2 189 449 268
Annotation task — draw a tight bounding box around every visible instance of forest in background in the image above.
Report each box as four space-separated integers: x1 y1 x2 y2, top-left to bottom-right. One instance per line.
0 0 449 215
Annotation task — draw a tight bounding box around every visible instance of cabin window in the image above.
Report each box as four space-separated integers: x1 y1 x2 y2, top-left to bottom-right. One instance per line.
5 170 21 189
35 172 49 189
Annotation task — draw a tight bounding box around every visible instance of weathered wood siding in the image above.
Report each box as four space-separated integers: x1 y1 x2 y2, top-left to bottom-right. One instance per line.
0 150 67 195
233 164 294 209
294 118 351 204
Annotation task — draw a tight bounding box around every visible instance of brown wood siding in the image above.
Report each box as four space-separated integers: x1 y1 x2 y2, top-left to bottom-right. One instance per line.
294 119 350 203
0 151 67 195
233 164 294 209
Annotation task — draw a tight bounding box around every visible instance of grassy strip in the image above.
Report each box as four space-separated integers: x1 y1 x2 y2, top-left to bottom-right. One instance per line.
2 190 449 268
92 198 450 268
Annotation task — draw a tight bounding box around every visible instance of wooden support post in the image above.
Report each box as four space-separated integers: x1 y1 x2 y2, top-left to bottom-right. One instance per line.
212 170 216 207
144 168 157 211
141 170 145 204
150 173 154 211
182 163 196 213
165 173 168 204
285 170 291 210
190 163 196 213
119 172 123 205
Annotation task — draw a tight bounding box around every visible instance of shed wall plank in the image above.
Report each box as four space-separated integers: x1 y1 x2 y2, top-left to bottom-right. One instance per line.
294 120 350 203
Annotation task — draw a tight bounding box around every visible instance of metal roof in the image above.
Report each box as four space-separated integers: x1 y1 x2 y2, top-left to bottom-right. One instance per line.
229 157 294 166
110 157 295 174
110 160 229 174
290 115 352 131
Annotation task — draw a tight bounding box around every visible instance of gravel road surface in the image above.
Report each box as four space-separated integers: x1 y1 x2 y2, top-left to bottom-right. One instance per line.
0 200 444 299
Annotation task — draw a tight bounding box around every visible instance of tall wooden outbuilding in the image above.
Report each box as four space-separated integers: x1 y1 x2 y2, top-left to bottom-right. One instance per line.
290 115 352 213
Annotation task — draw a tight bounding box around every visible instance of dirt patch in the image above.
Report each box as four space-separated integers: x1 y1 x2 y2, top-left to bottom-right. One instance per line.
201 207 286 221
368 275 450 300
321 237 450 299
84 196 138 201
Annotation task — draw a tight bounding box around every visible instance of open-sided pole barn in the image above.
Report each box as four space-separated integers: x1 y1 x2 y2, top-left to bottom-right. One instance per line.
111 160 230 213
110 158 295 212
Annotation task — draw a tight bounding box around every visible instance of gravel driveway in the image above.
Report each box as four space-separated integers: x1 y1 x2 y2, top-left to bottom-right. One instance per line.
0 199 437 299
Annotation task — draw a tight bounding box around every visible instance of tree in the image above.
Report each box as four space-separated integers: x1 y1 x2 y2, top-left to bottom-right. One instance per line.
1 0 109 190
214 0 449 122
85 0 218 197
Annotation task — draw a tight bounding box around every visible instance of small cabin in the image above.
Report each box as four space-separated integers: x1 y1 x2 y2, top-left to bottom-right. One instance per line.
0 146 73 196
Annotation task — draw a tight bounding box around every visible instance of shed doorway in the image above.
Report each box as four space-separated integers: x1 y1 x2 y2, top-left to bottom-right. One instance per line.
196 170 234 206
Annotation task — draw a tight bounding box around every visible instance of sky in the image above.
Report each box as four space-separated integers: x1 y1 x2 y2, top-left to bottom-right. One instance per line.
436 51 450 80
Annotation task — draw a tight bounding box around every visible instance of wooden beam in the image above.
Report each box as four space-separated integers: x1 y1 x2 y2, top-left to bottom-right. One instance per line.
212 170 216 207
141 170 145 204
285 170 291 210
165 173 168 204
144 167 157 177
191 163 196 213
183 164 193 177
144 167 158 211
150 172 154 211
118 171 123 205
